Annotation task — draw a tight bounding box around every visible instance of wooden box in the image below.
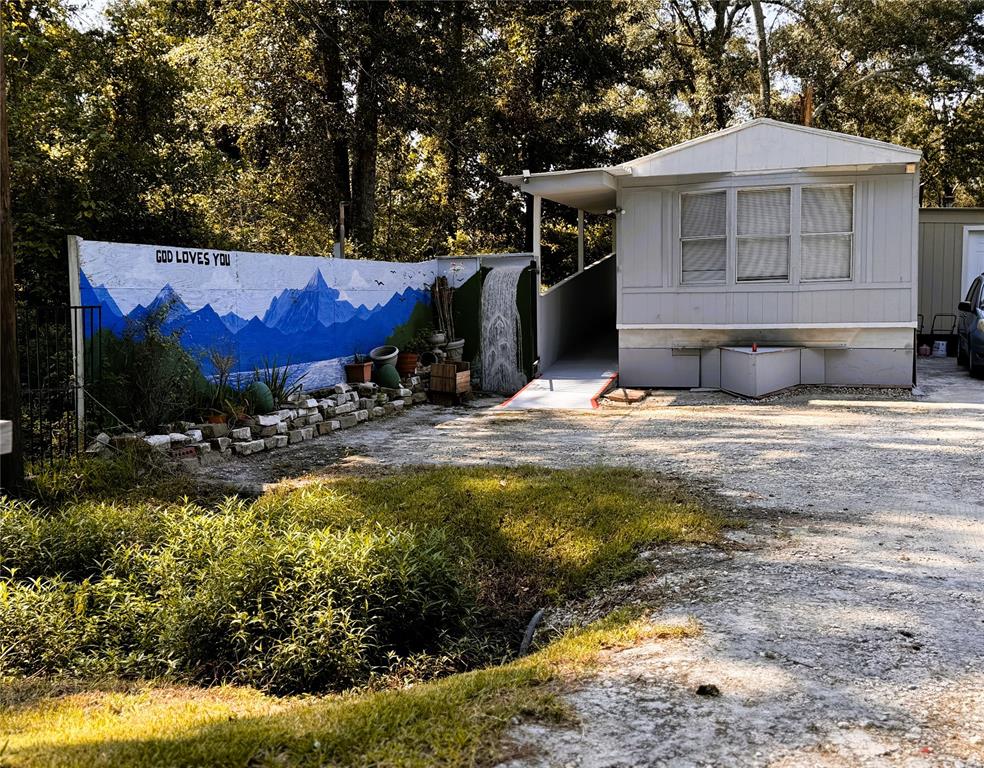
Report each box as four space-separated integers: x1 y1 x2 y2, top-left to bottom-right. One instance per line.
430 361 471 394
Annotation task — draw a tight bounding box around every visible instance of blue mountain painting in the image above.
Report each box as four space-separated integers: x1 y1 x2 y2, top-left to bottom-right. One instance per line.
80 267 429 385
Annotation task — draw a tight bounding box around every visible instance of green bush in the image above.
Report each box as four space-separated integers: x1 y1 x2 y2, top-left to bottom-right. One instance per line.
0 498 477 693
89 303 207 432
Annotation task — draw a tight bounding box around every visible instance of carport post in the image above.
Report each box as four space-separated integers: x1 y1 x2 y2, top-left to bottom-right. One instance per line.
532 194 542 290
577 209 584 273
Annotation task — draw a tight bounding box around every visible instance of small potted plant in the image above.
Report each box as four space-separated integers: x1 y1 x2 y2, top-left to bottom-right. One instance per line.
345 352 373 383
397 328 431 376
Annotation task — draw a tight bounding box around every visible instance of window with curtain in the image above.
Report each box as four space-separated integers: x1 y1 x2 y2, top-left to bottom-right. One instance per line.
801 185 853 280
680 190 726 284
737 187 790 282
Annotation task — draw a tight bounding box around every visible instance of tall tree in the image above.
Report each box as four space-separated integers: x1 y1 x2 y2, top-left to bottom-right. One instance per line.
0 13 23 488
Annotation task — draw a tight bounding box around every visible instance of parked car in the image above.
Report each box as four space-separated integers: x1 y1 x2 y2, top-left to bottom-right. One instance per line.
957 272 984 378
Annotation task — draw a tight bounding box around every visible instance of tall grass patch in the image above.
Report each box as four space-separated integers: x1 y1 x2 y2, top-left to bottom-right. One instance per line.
0 466 724 695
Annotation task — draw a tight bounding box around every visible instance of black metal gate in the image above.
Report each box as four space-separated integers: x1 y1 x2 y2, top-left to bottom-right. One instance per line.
18 305 102 465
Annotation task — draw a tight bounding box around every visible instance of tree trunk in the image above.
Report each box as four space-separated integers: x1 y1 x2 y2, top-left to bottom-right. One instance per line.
316 3 350 225
751 0 771 117
350 1 386 255
0 26 23 489
443 1 464 242
522 19 547 252
709 1 731 129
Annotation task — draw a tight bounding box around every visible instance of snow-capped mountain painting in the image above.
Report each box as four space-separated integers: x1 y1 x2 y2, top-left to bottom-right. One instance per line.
73 239 476 389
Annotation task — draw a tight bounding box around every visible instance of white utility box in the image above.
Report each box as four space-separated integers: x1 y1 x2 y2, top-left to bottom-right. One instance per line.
719 346 801 398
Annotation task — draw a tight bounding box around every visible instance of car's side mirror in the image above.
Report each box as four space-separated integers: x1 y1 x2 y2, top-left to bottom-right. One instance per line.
958 301 972 312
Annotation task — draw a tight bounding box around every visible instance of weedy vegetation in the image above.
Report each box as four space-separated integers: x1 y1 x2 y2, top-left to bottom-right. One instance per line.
0 461 724 766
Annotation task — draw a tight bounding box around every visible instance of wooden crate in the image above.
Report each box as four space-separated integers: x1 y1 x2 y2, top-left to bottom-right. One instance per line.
430 361 471 394
427 390 474 407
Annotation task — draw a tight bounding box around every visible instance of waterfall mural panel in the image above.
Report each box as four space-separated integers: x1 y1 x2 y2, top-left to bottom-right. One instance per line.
71 238 477 389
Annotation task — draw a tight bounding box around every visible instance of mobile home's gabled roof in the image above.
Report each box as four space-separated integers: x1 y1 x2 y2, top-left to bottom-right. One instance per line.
500 119 920 213
622 118 921 176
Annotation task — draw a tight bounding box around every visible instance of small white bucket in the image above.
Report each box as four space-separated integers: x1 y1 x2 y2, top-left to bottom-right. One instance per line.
932 340 948 357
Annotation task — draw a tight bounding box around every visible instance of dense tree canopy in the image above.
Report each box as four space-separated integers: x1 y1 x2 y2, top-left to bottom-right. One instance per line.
4 0 984 306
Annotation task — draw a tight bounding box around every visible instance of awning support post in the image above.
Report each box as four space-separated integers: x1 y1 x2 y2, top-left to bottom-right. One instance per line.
577 209 585 273
532 194 542 290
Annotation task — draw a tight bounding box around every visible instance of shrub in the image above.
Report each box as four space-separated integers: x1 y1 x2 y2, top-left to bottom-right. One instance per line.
89 302 206 431
0 497 478 693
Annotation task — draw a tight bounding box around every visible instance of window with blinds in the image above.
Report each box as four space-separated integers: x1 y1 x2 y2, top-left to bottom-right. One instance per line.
802 185 853 280
737 187 790 282
680 191 726 284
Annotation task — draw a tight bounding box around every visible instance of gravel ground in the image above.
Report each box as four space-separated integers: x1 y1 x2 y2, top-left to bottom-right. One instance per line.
198 357 984 767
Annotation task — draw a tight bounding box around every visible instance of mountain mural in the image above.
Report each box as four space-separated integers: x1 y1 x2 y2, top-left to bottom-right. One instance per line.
81 266 431 384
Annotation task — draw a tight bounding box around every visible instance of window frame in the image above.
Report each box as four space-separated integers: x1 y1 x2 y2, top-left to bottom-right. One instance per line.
735 185 791 284
679 189 728 286
799 183 855 283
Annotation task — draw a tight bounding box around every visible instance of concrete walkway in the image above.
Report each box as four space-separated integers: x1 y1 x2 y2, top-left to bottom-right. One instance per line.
499 339 617 411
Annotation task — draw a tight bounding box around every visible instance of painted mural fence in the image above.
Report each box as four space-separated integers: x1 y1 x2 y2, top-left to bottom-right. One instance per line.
71 238 480 391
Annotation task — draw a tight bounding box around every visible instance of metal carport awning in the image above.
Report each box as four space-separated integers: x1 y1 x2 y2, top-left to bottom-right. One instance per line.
499 168 623 214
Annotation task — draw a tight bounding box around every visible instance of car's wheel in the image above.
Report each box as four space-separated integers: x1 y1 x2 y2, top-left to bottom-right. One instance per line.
957 339 969 367
971 350 984 379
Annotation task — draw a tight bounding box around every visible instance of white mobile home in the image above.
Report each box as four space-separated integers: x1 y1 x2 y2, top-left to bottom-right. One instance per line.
505 119 921 391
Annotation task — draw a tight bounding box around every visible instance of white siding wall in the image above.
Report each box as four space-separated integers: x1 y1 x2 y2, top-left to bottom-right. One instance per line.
616 171 917 328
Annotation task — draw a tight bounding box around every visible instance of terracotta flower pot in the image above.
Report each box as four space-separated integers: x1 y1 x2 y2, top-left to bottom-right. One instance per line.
396 352 419 377
345 361 373 383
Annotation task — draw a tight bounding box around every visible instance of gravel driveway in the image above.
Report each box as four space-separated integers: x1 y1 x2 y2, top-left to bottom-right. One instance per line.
202 357 984 767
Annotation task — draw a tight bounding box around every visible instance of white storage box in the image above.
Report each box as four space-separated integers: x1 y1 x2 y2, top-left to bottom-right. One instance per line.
720 346 801 398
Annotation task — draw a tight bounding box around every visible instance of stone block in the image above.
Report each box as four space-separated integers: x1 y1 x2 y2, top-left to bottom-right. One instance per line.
356 382 378 396
307 413 323 425
316 420 337 435
381 387 401 398
391 399 405 410
251 424 278 438
412 392 427 404
383 403 395 415
198 450 228 467
334 402 356 415
233 439 265 456
355 409 369 422
145 434 171 450
397 387 413 398
230 427 252 441
192 442 211 455
337 413 358 429
372 406 385 418
290 417 308 429
256 414 281 427
333 383 352 394
86 432 111 455
265 434 289 450
169 432 193 445
200 423 229 439
288 429 305 444
375 393 389 406
276 421 288 435
358 397 373 410
301 398 318 408
300 427 314 440
210 436 232 451
184 429 204 442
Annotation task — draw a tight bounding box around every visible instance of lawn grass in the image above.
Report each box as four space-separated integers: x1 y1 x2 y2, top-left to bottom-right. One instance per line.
0 610 700 768
2 463 724 765
255 465 725 619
